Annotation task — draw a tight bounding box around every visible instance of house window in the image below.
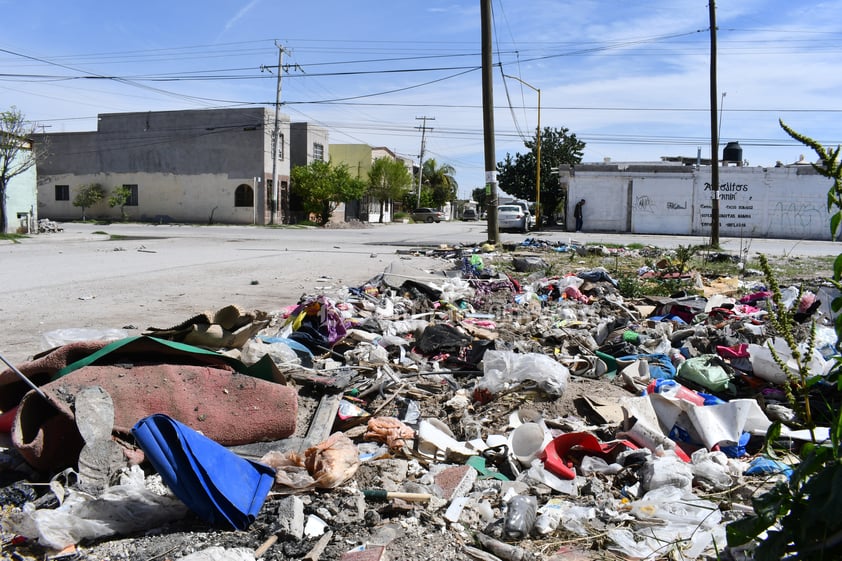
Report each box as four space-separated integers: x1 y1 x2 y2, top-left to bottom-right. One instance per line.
278 134 285 160
313 143 324 161
55 185 69 201
122 184 139 206
234 184 254 207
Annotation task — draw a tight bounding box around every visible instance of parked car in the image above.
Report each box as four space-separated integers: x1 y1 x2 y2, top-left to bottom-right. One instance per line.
511 201 536 229
461 208 478 221
411 207 444 223
497 204 531 232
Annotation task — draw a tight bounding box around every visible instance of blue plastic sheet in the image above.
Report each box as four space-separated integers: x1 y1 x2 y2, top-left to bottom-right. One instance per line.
132 414 275 530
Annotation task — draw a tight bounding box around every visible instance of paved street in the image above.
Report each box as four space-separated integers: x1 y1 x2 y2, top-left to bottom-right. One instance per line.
0 220 837 365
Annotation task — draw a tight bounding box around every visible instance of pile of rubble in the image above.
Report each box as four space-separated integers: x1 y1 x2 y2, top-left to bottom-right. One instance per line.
1 243 839 561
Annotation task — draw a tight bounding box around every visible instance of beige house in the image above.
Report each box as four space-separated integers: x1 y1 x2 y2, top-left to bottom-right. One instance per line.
36 107 296 225
329 144 414 223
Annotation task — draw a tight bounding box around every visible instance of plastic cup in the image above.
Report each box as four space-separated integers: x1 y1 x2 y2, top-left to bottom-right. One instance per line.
509 422 550 466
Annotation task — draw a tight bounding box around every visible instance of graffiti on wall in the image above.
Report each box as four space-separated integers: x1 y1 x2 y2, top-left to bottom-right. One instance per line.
768 201 824 234
634 195 655 213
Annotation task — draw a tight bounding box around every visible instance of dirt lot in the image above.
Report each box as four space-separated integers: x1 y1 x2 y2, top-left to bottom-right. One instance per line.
1 222 839 561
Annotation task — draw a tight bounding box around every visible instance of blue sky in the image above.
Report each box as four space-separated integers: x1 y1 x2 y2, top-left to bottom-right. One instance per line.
2 0 841 198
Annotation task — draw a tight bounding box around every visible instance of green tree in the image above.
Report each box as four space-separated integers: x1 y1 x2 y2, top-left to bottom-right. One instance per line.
108 185 133 221
422 158 458 208
73 183 106 221
0 107 43 233
472 187 489 217
291 160 366 225
497 126 585 225
367 157 413 223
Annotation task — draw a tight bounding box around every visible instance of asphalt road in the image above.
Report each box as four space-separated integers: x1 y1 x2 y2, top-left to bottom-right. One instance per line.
0 220 838 365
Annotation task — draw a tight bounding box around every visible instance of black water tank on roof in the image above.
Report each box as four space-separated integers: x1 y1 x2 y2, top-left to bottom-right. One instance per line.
723 141 743 163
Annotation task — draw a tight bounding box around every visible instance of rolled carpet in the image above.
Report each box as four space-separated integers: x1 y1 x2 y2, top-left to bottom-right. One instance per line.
12 362 298 472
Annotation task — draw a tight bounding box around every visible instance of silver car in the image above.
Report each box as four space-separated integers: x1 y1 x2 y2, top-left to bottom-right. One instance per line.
497 204 531 232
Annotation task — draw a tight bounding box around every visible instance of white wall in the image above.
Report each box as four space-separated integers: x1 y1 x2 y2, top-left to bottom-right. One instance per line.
569 165 834 240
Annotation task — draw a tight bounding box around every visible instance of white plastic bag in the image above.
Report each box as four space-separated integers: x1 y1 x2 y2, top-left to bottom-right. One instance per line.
3 466 188 550
749 337 828 384
40 328 130 351
240 337 300 367
479 350 569 396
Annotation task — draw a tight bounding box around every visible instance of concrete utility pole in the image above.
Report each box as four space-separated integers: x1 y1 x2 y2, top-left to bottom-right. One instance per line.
481 0 499 244
709 1 720 247
415 116 434 208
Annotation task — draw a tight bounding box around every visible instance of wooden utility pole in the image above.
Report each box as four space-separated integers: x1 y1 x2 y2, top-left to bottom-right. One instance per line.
481 0 499 244
709 1 720 247
415 116 434 208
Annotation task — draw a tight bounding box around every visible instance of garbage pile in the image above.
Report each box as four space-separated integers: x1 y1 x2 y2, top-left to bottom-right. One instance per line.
1 246 839 561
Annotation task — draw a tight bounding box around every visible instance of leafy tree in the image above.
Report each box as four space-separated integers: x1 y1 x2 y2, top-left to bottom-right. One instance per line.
367 157 413 223
497 126 585 224
108 185 133 221
472 187 489 216
422 158 458 207
0 107 43 233
73 183 106 221
402 186 432 211
291 160 366 225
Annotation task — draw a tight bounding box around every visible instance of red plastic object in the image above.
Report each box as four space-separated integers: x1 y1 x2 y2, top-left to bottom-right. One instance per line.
539 432 638 480
0 407 17 433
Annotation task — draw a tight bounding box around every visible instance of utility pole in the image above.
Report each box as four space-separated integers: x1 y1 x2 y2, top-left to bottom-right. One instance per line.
268 43 284 225
481 0 499 244
709 1 720 247
415 116 434 208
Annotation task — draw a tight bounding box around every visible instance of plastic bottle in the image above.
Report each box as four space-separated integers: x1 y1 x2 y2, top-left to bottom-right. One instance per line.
504 495 538 539
646 378 705 406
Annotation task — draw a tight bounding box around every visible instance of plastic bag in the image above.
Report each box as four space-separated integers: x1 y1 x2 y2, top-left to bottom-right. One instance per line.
748 338 829 384
629 485 722 528
690 449 733 490
3 466 188 550
640 454 694 492
260 432 360 491
40 328 130 351
478 350 569 396
177 547 256 561
240 337 299 367
677 355 732 392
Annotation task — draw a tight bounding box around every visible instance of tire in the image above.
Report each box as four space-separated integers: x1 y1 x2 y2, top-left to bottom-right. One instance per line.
425 216 434 223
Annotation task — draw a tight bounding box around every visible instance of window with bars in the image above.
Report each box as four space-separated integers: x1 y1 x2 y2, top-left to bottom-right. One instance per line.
122 184 139 206
234 184 254 207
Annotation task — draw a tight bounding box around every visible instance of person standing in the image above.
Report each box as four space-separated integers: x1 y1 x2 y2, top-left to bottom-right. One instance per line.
574 199 586 232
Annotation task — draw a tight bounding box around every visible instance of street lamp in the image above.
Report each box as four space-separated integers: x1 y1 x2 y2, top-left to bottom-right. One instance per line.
503 74 541 230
